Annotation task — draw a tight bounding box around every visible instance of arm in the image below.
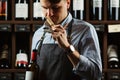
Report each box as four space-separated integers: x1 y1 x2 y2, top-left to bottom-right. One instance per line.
47 17 102 79
53 25 102 79
68 26 102 80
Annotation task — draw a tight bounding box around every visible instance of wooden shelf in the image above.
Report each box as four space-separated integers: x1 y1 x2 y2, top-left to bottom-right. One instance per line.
88 20 120 24
1 20 120 24
0 21 44 24
0 69 25 73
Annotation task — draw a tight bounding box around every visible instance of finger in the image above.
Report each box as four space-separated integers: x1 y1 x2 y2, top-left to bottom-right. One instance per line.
53 25 64 29
52 25 65 33
52 31 63 39
53 28 64 33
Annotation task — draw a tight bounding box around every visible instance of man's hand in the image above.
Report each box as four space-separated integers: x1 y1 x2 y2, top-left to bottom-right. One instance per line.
51 24 70 49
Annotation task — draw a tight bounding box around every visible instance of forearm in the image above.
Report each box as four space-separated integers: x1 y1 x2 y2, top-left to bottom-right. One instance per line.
72 55 102 79
66 45 102 79
66 48 80 68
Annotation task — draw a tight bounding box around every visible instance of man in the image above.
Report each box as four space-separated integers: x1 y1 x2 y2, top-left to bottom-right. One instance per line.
31 0 102 80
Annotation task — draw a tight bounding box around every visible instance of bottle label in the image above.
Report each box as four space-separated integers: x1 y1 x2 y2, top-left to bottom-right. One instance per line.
33 2 43 18
25 71 34 80
73 0 84 10
93 0 102 7
16 53 28 62
108 51 118 58
110 0 119 8
15 2 28 19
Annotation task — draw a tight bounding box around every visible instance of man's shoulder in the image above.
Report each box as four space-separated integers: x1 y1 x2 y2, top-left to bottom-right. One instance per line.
72 18 94 29
73 18 92 26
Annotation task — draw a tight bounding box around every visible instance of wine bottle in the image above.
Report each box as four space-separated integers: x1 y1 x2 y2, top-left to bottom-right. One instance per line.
15 0 28 20
33 0 44 21
0 0 7 20
108 0 120 20
90 0 103 20
107 45 119 69
0 44 9 69
73 0 85 20
25 49 39 80
16 49 28 69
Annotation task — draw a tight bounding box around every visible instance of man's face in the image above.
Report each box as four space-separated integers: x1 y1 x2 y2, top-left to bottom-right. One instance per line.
40 0 70 24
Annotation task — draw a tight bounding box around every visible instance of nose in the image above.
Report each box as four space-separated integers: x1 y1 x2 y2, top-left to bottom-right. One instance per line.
46 8 54 17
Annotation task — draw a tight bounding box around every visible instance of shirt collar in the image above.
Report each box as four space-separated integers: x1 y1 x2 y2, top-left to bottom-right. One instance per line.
44 12 73 27
61 12 73 27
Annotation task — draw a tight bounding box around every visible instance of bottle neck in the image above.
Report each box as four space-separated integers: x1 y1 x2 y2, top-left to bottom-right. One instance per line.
30 49 37 63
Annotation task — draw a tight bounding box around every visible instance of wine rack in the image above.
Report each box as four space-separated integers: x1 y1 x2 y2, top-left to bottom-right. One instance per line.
0 0 120 80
